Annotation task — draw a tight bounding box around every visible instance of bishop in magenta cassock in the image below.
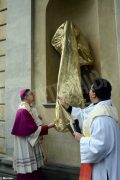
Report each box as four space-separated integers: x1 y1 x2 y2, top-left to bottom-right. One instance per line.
11 89 54 180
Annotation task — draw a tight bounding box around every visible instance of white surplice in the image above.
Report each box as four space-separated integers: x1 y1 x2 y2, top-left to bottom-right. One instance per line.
13 126 44 174
71 100 120 180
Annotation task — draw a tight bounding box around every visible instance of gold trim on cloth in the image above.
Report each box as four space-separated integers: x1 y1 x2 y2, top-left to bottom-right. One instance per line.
83 104 119 137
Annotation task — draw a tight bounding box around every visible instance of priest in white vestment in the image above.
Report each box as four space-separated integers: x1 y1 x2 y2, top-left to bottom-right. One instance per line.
60 78 120 180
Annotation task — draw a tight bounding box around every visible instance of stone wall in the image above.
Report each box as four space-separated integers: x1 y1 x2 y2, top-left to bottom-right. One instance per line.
0 0 120 171
33 0 120 167
0 0 7 155
5 0 32 156
46 0 101 102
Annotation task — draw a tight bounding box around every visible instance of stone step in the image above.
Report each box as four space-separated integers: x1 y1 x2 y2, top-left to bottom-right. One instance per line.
0 158 79 180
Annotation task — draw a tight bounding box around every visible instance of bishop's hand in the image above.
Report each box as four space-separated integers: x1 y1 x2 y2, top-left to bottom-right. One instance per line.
48 122 55 129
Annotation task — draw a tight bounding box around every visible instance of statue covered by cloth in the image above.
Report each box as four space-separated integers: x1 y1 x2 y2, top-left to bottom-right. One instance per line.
51 21 94 132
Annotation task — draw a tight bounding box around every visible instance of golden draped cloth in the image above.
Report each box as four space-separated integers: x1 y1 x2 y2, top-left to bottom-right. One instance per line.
51 21 94 132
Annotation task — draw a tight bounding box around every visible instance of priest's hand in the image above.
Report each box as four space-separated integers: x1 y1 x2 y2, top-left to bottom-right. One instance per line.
58 97 69 109
48 122 55 129
74 132 84 142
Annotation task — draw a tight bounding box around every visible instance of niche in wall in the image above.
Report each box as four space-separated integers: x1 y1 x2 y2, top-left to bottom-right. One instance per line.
46 0 100 103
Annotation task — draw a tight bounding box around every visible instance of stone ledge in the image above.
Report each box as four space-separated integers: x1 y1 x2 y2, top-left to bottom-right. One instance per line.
42 102 56 108
0 10 7 25
42 102 90 108
0 122 5 137
0 158 15 179
0 25 6 41
0 88 5 104
0 138 6 154
0 40 6 56
0 0 7 11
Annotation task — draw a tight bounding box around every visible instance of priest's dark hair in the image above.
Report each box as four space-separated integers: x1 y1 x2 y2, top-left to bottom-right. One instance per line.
21 89 30 101
92 78 112 100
